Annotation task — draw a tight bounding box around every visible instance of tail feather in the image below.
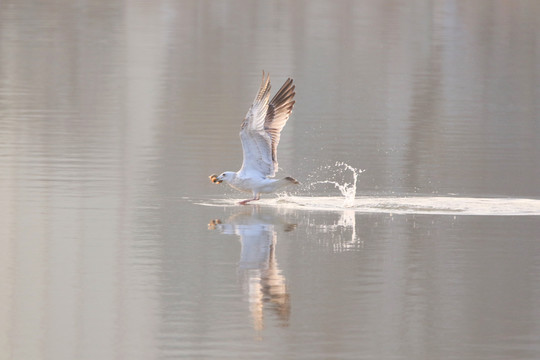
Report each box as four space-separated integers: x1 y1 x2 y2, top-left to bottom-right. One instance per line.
283 176 300 185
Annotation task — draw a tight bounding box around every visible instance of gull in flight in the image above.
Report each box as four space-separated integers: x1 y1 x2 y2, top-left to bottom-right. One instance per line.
210 72 299 205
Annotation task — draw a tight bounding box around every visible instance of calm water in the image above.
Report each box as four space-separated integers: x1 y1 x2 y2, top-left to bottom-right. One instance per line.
1 1 540 359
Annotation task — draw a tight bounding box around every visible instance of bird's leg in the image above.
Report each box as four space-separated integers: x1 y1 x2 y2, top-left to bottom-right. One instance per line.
238 192 260 206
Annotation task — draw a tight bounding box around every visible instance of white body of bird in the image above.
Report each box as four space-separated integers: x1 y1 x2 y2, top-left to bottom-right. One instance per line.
211 72 298 205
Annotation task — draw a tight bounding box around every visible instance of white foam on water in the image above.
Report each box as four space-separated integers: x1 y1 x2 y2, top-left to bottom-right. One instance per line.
198 195 540 216
272 195 540 215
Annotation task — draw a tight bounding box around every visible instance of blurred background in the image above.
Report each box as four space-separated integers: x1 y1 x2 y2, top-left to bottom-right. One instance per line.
1 1 539 359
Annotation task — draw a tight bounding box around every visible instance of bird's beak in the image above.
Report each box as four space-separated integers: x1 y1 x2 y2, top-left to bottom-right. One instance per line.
209 174 223 184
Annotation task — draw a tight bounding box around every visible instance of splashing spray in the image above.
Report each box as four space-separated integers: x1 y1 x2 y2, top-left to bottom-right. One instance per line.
309 162 364 207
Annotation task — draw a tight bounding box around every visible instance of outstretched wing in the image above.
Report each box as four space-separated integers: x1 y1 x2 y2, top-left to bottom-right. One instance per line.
265 77 296 174
239 72 296 178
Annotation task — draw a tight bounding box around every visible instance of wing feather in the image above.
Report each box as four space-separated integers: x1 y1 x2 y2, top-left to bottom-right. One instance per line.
239 72 296 178
265 77 296 174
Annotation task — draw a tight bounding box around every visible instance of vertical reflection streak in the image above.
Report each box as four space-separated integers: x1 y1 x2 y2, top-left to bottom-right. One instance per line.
209 207 292 335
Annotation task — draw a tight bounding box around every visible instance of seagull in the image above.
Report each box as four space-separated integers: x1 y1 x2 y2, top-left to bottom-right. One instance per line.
210 72 299 205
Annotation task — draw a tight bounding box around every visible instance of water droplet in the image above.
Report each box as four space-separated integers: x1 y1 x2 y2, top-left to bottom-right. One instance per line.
308 162 364 207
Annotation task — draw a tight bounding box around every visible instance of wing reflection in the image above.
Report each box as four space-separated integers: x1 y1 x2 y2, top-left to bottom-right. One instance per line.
209 207 293 331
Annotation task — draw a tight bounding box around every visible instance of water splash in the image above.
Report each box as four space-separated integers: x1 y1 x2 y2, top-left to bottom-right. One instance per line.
308 162 364 207
198 160 540 216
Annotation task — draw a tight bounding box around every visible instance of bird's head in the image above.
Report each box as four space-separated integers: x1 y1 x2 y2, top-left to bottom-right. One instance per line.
209 172 234 184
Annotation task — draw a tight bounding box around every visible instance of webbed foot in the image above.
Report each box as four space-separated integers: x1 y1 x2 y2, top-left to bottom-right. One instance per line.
238 199 256 205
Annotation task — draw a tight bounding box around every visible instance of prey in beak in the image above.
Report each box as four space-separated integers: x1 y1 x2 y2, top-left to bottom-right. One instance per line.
209 174 223 184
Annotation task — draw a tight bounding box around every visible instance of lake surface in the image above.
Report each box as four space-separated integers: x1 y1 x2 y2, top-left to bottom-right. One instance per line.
1 1 540 359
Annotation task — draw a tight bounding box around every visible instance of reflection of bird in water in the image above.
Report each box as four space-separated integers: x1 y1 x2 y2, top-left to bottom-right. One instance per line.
208 207 294 332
